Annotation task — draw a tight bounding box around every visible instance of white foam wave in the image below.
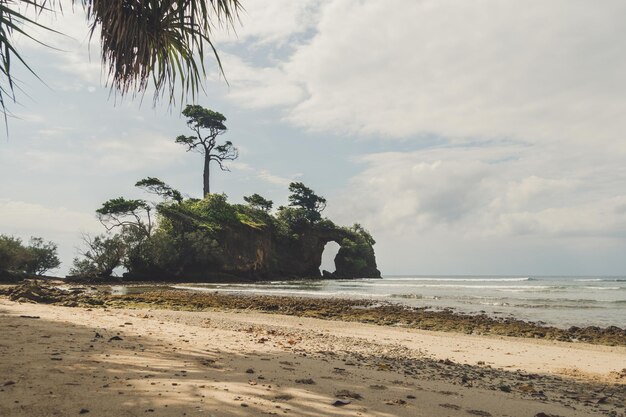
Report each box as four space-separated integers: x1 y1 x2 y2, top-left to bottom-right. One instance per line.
574 278 626 282
172 285 391 298
583 286 622 290
366 284 552 290
380 277 531 282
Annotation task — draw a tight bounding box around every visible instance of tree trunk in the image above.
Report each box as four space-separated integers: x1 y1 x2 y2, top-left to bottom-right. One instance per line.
203 154 211 197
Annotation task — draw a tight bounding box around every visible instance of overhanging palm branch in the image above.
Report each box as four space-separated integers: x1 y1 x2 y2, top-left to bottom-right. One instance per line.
0 0 241 119
80 0 241 104
0 0 58 123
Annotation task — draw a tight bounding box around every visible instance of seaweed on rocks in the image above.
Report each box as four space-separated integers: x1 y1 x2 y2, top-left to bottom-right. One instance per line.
108 289 626 347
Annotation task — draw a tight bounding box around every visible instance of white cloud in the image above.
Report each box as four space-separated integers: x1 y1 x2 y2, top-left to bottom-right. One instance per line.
231 162 293 187
88 131 183 171
256 169 292 186
331 144 626 240
221 0 626 149
16 8 103 87
216 0 322 44
0 199 100 236
216 54 305 108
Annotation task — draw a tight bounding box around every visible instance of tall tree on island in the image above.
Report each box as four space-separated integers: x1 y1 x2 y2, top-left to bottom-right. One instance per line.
176 105 238 197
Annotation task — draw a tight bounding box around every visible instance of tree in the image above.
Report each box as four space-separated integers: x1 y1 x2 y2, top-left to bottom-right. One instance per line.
24 237 60 275
243 193 273 212
0 234 60 274
70 233 126 278
96 197 153 237
135 177 183 203
176 104 238 197
287 182 327 223
0 235 29 271
1 0 242 118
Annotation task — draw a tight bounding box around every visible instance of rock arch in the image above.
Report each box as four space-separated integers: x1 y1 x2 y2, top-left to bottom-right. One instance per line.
288 227 380 279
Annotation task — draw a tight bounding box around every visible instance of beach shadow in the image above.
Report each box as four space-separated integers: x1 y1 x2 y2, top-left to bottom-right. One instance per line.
0 304 622 417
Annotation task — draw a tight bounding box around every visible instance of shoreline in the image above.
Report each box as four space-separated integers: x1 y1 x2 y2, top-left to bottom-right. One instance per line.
2 281 626 347
1 297 625 417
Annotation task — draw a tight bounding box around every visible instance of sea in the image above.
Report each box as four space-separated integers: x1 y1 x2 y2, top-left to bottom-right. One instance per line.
162 276 626 329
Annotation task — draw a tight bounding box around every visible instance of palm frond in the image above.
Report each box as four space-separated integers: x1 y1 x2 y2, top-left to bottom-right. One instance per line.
79 0 242 105
0 0 242 124
0 0 62 125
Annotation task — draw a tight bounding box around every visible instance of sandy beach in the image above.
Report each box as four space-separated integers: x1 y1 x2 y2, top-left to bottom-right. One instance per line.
1 296 625 417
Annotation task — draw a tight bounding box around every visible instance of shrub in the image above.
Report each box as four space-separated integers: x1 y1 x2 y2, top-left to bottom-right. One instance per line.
0 235 60 275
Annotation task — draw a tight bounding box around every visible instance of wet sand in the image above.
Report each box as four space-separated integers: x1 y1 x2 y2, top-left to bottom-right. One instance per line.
1 297 625 417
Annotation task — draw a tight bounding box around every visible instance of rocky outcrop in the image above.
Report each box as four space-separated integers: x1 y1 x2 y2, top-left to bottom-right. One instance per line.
126 221 381 281
214 222 380 280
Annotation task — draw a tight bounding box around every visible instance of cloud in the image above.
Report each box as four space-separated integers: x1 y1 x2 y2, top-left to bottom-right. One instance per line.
231 162 293 187
215 0 322 45
87 132 183 171
16 8 103 87
220 0 626 149
0 199 100 236
331 144 626 240
214 54 305 108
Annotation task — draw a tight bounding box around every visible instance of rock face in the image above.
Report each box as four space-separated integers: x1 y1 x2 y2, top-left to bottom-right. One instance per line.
135 222 381 281
215 222 379 280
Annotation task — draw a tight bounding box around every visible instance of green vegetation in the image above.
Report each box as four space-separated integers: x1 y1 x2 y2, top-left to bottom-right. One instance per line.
0 235 60 275
287 182 327 223
243 193 273 212
73 178 380 281
70 234 126 278
175 105 238 196
335 224 377 278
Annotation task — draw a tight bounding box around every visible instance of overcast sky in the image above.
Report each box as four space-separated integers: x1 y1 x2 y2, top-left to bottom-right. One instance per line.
2 0 626 276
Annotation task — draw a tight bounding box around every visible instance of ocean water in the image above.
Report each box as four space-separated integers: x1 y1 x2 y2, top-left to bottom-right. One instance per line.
170 276 626 329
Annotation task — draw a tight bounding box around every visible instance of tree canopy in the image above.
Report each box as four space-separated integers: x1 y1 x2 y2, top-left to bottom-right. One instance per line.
243 193 273 212
96 197 153 236
176 104 238 196
287 182 327 223
135 177 183 203
0 234 60 275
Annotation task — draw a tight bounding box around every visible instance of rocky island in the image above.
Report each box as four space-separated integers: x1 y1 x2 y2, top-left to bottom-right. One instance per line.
66 180 380 282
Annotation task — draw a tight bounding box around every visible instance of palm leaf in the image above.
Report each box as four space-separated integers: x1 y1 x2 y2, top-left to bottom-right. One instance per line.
79 0 242 105
0 0 242 123
0 0 61 126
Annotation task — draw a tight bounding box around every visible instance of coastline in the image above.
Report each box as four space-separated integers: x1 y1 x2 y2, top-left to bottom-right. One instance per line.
2 281 625 347
1 295 625 417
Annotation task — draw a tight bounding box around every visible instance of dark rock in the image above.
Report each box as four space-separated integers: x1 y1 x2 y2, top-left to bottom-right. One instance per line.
295 378 315 384
331 399 351 407
335 390 362 399
6 281 67 303
108 336 123 342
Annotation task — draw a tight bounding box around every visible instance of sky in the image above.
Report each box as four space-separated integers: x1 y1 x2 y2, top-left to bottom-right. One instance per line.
1 0 626 276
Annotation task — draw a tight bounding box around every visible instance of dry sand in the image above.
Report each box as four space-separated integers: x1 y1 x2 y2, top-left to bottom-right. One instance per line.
1 299 625 417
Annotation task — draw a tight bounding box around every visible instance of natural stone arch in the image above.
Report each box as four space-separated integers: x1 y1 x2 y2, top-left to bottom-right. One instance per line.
310 229 380 279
